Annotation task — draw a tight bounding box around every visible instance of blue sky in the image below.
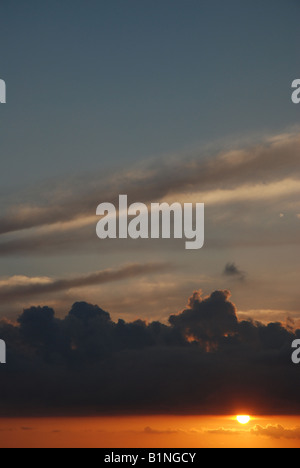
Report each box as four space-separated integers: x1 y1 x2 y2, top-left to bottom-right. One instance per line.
0 0 299 188
0 1 300 323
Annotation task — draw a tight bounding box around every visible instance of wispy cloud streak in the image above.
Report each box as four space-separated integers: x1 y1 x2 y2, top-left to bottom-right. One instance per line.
1 131 300 236
0 262 171 303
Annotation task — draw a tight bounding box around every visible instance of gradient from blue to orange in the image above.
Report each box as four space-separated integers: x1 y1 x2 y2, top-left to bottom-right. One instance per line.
0 0 299 323
1 1 300 449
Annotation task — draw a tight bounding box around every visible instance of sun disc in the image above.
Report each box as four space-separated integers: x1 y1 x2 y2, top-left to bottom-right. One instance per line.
236 415 251 425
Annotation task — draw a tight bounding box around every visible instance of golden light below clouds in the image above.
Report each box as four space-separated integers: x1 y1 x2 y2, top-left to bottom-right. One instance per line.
0 416 300 448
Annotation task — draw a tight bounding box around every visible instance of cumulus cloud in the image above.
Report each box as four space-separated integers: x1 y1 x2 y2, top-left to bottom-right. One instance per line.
206 424 300 440
169 290 238 345
0 288 299 416
0 263 171 303
251 424 300 440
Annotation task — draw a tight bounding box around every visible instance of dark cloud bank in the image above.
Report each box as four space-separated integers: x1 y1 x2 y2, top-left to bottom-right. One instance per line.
0 289 299 416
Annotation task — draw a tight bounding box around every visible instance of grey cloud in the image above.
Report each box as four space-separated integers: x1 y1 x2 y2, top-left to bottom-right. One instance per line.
223 263 246 282
0 288 299 416
143 427 178 435
1 205 300 257
0 226 96 257
169 290 238 343
1 131 300 236
1 201 300 258
206 425 300 440
251 425 300 440
0 262 171 303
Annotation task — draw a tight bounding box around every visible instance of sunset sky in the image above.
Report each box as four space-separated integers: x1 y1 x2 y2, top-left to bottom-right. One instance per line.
0 0 300 448
2 416 300 449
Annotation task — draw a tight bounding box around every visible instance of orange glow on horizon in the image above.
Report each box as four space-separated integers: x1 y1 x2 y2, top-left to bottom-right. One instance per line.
0 415 299 448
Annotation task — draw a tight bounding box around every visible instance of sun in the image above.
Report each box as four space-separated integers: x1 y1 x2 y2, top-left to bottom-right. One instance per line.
236 415 251 425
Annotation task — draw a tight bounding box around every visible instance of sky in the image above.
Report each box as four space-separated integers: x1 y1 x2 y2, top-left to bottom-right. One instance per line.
2 416 300 449
0 0 300 448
